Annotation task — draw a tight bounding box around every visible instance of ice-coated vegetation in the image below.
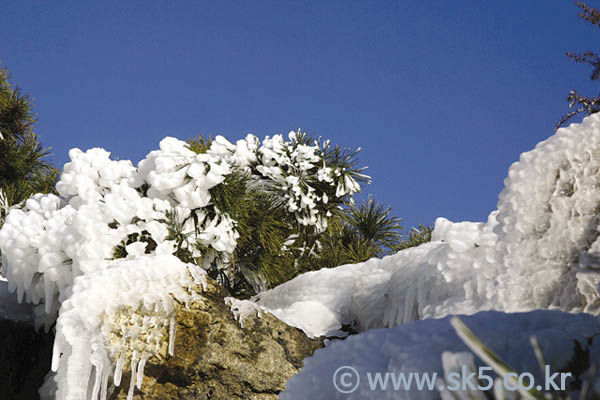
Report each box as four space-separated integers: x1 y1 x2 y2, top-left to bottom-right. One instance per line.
0 131 365 399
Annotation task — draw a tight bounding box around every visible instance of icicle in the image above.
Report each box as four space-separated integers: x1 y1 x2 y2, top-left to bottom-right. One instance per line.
416 274 425 316
64 338 93 400
113 353 125 387
100 365 109 400
136 353 150 389
127 351 138 400
402 286 416 324
45 278 54 314
168 317 176 356
51 335 62 372
90 360 103 400
23 266 34 290
16 282 24 303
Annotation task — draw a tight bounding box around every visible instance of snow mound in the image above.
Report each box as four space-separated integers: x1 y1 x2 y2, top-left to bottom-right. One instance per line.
257 114 600 338
280 310 600 400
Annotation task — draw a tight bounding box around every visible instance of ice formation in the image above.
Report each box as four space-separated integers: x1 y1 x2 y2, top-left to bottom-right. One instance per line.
255 217 500 337
0 131 363 398
256 113 600 337
495 114 600 312
51 255 206 400
225 297 270 328
280 310 600 399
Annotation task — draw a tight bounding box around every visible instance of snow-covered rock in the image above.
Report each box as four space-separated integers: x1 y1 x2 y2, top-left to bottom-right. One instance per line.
47 255 206 400
280 310 600 400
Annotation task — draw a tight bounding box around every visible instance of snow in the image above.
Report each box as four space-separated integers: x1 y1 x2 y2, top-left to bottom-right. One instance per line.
0 131 360 330
256 114 600 339
280 310 600 399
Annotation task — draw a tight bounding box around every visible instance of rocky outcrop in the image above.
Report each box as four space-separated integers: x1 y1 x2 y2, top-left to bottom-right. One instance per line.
103 278 322 400
0 275 321 400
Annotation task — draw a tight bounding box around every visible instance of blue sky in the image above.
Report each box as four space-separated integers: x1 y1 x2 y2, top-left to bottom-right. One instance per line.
1 1 598 230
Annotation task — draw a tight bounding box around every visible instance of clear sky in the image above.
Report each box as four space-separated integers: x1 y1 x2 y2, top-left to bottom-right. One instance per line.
1 1 598 230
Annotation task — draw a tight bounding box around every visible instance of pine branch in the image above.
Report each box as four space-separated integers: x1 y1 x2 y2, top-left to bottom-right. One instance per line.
557 3 600 129
576 1 600 28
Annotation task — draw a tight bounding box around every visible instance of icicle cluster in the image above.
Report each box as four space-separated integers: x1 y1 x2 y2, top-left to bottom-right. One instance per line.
50 255 206 400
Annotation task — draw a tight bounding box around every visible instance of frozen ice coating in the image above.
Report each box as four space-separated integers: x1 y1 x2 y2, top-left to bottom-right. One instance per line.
0 130 365 399
51 255 206 400
495 114 600 312
225 297 270 328
0 131 357 330
280 310 600 400
255 215 499 337
254 131 365 232
256 114 600 337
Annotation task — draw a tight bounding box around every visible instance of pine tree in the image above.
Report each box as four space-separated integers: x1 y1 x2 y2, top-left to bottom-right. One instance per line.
187 137 431 296
557 2 600 129
0 65 58 233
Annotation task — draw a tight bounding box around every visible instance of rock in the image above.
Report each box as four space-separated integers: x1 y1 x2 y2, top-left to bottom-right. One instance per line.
0 318 54 400
108 277 322 400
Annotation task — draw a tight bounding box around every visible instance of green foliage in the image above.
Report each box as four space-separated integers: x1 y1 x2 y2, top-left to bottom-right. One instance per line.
212 173 299 295
0 64 58 272
0 65 58 211
252 198 402 291
177 136 433 296
557 2 600 129
347 197 403 252
187 135 213 154
394 224 433 251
